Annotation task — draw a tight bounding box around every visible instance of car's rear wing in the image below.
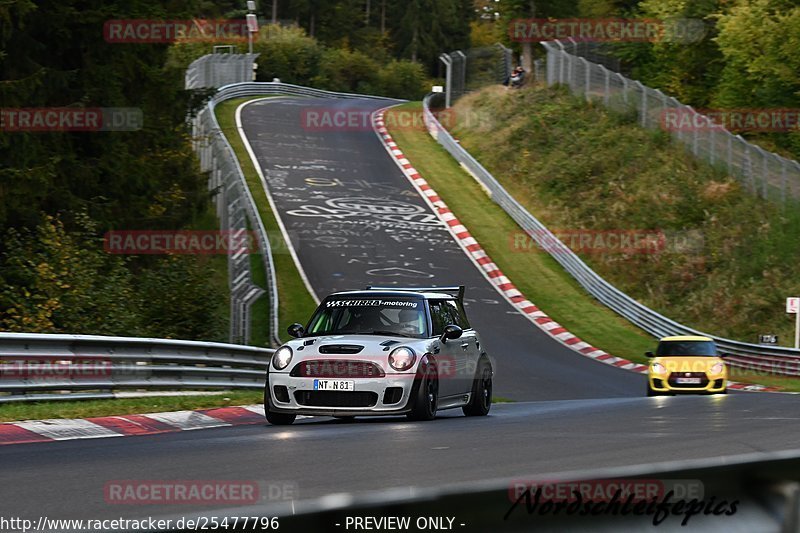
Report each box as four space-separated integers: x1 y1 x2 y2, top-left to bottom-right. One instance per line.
365 286 465 301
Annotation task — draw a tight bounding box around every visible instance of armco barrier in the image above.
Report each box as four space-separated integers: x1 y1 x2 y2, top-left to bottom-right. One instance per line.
192 78 400 345
0 332 274 403
0 82 399 403
422 92 800 373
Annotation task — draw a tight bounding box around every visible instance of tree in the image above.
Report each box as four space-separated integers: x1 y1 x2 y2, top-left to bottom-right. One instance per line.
499 0 579 71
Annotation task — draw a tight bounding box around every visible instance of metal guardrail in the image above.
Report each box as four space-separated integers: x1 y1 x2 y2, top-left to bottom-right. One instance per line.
0 332 274 403
192 74 401 346
541 39 800 205
422 92 800 372
0 80 399 403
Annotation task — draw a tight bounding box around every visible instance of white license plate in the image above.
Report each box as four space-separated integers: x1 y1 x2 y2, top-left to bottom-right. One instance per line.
676 377 701 384
313 379 354 391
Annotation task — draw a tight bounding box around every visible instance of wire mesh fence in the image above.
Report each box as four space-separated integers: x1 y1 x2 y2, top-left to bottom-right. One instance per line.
541 39 800 205
439 44 513 107
186 53 272 345
185 53 260 89
422 91 800 368
192 107 267 345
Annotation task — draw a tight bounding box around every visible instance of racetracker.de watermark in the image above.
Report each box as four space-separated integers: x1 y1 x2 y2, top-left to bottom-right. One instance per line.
0 356 152 381
104 20 250 43
661 108 800 133
0 356 112 380
1 108 142 132
104 230 296 255
288 354 484 380
301 107 489 132
509 229 704 256
104 480 297 505
509 18 706 43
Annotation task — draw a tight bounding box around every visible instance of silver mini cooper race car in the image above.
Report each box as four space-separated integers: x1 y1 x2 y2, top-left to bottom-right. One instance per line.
264 286 493 425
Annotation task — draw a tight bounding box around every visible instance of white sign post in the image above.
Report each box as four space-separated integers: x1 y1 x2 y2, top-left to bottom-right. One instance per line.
788 297 800 349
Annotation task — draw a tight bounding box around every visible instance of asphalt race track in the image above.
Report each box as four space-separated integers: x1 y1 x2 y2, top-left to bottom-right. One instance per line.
237 96 643 402
3 97 800 527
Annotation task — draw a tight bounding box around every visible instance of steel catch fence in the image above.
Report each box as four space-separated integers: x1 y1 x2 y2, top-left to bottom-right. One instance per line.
422 91 800 375
541 39 800 205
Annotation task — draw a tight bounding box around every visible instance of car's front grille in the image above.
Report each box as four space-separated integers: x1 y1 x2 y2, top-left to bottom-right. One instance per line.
318 344 364 354
294 391 378 408
290 360 385 378
667 372 709 388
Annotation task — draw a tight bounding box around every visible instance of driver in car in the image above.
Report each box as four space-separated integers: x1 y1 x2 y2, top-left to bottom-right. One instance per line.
397 309 422 336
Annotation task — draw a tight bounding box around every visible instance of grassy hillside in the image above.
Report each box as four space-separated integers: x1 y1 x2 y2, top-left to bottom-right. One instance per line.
448 85 800 346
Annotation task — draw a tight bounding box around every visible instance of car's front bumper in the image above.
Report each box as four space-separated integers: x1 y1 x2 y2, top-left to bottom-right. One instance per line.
267 372 418 416
649 374 727 393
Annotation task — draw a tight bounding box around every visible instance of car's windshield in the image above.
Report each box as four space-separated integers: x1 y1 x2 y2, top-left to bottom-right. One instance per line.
306 297 427 338
656 341 718 357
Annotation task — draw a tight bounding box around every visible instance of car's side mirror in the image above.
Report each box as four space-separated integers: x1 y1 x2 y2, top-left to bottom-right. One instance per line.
287 323 305 338
440 324 463 343
645 351 655 358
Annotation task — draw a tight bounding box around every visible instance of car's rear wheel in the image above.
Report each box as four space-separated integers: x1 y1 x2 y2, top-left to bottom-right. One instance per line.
463 358 492 416
408 360 438 421
264 382 296 425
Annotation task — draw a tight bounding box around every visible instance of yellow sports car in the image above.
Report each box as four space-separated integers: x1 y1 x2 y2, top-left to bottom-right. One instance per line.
646 336 727 396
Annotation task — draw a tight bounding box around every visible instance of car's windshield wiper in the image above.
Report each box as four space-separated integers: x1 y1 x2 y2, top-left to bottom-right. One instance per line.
370 330 416 338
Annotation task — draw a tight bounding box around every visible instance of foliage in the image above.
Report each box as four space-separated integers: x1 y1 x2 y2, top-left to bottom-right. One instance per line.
170 23 433 100
0 214 228 340
451 85 800 344
253 25 323 84
312 47 380 93
376 60 430 100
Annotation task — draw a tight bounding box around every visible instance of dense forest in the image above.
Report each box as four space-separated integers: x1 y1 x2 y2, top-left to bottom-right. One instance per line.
2 0 799 340
0 0 475 339
484 0 800 158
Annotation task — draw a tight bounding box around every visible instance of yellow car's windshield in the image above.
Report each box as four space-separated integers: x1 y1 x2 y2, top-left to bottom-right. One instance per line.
656 341 718 357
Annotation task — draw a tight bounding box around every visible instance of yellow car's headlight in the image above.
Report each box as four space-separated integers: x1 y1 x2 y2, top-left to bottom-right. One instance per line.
651 362 667 374
710 362 725 374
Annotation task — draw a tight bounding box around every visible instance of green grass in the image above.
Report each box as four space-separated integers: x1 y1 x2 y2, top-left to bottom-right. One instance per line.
215 97 318 345
728 371 800 391
0 391 264 423
387 97 800 393
386 104 655 365
447 85 800 348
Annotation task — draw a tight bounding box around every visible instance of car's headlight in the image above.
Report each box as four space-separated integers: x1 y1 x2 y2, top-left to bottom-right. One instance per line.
651 362 666 374
388 347 416 371
272 346 293 370
711 362 725 374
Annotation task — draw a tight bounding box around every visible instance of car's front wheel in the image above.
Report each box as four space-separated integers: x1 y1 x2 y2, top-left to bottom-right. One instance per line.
407 360 438 421
264 383 296 426
647 384 660 397
463 358 492 416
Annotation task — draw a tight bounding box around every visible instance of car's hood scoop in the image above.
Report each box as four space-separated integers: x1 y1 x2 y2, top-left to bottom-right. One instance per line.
318 344 364 355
